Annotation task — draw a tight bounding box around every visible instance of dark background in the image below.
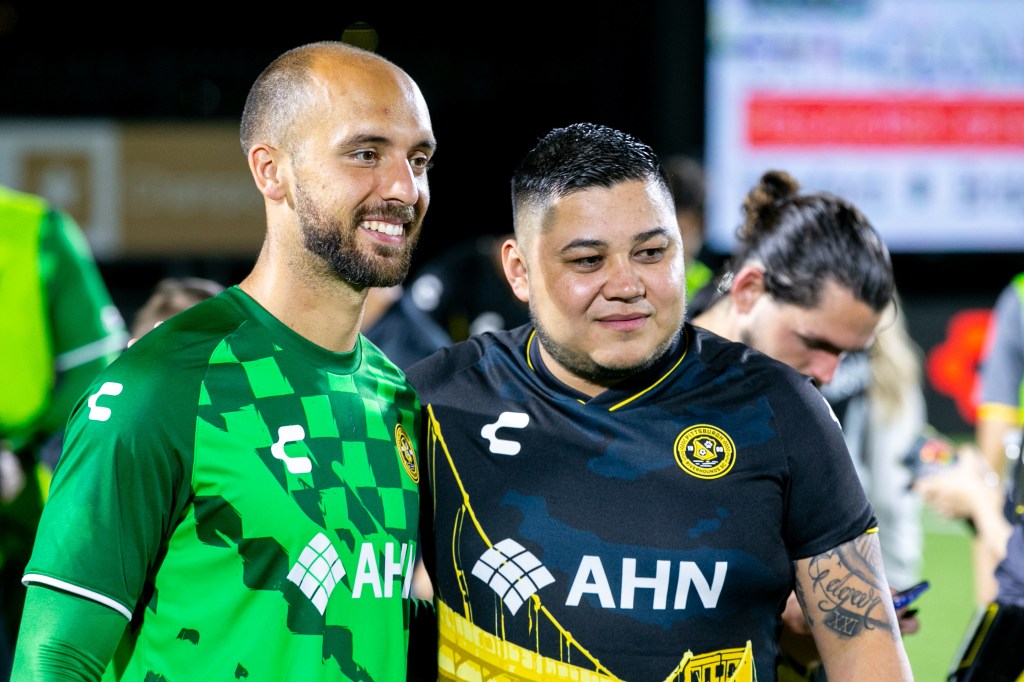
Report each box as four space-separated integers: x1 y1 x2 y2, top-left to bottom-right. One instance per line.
1 2 1018 434
0 3 707 271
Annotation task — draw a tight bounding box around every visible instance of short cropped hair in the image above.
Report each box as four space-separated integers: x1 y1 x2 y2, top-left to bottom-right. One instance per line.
239 41 386 155
510 122 672 235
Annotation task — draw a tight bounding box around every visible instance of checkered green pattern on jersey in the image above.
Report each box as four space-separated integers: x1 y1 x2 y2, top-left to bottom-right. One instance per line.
195 331 417 568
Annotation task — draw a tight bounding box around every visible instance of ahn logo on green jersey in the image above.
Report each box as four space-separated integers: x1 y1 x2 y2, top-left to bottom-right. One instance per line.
287 533 417 615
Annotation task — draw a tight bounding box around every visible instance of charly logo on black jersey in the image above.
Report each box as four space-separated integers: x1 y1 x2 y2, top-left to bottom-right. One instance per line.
674 425 736 480
395 424 419 483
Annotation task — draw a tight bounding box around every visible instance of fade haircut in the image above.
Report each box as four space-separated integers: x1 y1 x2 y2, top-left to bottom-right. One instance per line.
239 41 383 156
510 122 672 238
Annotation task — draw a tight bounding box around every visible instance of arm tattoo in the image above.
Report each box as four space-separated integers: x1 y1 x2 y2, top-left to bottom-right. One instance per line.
803 534 894 639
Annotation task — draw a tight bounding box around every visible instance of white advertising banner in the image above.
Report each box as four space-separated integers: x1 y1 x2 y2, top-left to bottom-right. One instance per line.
705 0 1024 253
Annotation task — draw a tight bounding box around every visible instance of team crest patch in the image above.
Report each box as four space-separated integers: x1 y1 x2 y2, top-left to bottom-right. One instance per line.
394 424 419 483
674 424 736 480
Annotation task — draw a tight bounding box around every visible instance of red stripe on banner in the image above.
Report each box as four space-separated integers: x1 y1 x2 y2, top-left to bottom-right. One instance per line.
747 94 1024 147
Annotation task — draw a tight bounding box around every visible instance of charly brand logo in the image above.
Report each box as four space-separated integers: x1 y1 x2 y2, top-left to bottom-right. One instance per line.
480 411 530 455
674 424 736 480
272 424 311 474
395 423 418 483
87 382 123 421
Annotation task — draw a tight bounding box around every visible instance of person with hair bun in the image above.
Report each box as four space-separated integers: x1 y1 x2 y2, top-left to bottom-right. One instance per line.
690 169 923 681
689 169 893 381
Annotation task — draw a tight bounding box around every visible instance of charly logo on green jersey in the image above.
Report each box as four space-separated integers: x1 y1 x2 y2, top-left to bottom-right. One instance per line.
87 382 124 421
395 424 418 483
674 424 736 480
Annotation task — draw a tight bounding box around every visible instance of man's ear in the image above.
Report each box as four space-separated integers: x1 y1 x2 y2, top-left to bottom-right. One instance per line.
730 265 767 313
248 143 288 202
501 238 530 304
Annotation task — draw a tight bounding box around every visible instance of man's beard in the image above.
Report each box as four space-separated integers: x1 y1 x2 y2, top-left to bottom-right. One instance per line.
295 182 421 288
531 309 680 387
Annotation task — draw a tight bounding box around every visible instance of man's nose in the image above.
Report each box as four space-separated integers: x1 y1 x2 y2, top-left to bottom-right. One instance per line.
381 159 419 205
604 257 644 300
808 351 843 387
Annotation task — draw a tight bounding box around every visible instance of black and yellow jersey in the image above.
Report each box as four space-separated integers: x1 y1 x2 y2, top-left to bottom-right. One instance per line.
408 322 875 682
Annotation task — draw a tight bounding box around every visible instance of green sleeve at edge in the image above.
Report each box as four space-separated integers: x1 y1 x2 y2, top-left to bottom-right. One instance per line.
11 585 126 681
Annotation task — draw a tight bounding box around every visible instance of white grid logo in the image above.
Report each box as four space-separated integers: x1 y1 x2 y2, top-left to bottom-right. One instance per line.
472 538 555 615
287 532 345 615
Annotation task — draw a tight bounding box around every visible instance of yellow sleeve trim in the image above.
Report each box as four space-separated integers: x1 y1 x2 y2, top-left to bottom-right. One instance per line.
976 402 1021 424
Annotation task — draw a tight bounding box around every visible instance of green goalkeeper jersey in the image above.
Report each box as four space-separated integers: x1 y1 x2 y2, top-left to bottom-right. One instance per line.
23 286 422 681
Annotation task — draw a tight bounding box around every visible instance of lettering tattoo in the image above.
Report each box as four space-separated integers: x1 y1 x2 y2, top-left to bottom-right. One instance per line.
804 534 894 639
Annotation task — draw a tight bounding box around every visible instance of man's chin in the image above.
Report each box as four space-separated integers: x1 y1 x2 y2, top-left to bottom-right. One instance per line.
592 342 667 373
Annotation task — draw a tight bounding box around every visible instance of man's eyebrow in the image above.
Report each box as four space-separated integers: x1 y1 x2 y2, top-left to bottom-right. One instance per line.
798 334 852 356
339 134 436 152
632 227 672 245
559 238 606 254
558 228 672 254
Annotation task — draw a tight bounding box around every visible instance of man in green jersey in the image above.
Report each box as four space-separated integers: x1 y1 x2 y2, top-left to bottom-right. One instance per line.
12 41 436 681
0 185 127 680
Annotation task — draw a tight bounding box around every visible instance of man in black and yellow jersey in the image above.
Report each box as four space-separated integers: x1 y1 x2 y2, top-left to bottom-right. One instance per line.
407 123 913 682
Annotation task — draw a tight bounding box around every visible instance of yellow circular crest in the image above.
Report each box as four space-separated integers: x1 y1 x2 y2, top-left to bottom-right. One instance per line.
394 424 419 483
674 424 736 480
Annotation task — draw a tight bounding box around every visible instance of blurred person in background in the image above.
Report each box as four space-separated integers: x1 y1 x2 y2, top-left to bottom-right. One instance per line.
407 234 529 342
912 271 1024 680
914 272 1024 605
688 169 921 681
128 276 225 340
0 184 127 681
974 273 1024 483
361 285 451 371
661 153 717 300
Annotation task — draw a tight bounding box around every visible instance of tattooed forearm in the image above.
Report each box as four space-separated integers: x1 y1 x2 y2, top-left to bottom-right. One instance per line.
801 533 894 639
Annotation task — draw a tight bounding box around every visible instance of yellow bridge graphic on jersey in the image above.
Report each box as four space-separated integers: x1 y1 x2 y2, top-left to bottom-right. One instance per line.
437 600 753 682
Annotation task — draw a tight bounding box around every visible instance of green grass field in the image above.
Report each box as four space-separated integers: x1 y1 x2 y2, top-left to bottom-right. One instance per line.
904 507 982 681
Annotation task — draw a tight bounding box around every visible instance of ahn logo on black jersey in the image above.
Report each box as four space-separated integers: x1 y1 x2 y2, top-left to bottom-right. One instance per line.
473 538 729 615
674 424 736 480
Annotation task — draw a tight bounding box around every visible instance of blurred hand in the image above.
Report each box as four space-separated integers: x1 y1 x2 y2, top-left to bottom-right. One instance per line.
0 445 26 503
895 600 921 635
781 590 811 635
913 444 1001 520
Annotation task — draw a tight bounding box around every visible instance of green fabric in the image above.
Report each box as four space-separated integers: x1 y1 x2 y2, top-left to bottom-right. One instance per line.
25 287 421 680
11 585 125 681
0 186 52 438
33 209 126 446
686 258 715 302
